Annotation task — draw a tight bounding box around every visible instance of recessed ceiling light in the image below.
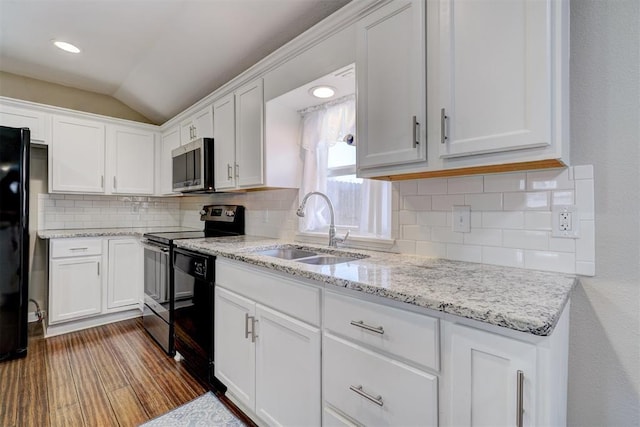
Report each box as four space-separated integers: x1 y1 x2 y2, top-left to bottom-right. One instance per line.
53 41 81 54
310 86 336 99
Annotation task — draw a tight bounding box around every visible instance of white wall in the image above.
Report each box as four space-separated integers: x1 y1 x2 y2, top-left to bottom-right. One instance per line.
568 0 640 425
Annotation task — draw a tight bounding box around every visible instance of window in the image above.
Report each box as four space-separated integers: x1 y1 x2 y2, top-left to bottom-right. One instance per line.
299 96 391 239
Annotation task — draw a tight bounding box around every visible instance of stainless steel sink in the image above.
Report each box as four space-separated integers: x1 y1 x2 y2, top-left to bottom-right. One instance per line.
253 247 318 260
296 255 361 265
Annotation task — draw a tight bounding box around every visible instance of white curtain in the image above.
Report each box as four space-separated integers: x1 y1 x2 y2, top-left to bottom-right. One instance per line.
299 97 355 231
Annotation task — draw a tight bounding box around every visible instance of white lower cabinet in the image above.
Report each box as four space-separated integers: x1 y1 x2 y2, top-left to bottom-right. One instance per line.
215 260 321 426
49 256 102 323
47 237 143 336
323 333 438 427
107 238 142 310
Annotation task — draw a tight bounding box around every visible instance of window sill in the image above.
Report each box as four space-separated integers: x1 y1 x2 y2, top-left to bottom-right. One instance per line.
295 232 395 252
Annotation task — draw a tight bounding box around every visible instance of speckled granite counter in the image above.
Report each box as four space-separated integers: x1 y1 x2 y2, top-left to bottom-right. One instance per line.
37 226 199 239
174 236 577 336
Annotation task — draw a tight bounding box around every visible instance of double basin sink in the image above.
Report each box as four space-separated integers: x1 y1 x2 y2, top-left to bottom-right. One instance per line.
252 245 367 265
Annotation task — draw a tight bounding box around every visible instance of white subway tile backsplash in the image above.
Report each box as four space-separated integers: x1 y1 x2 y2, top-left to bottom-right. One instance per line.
575 179 595 220
482 212 524 229
503 229 549 250
431 227 464 244
527 168 573 191
465 193 503 211
552 191 574 206
576 220 595 261
395 239 417 253
398 210 417 225
463 228 502 246
398 180 419 196
575 261 596 276
484 173 526 192
524 212 552 230
432 194 465 211
447 176 483 194
415 241 447 258
417 178 447 195
572 165 594 180
503 191 550 211
447 244 482 263
403 195 432 211
524 251 575 274
402 225 430 241
417 211 448 227
482 247 525 268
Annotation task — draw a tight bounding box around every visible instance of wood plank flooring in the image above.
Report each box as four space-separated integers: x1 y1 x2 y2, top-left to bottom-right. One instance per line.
0 318 251 427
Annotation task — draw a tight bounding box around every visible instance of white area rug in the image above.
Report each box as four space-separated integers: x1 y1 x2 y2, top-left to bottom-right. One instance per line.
140 392 245 427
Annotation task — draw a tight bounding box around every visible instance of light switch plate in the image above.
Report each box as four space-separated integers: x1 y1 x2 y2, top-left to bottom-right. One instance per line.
452 205 471 233
552 205 580 238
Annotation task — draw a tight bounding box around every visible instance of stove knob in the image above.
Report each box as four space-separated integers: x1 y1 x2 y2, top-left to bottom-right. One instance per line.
225 210 235 217
200 209 207 216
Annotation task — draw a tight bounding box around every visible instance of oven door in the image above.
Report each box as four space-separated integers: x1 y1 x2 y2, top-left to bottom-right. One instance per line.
173 248 219 388
142 241 172 354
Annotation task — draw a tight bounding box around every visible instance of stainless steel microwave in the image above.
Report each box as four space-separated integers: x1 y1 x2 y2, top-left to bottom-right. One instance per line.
171 138 215 193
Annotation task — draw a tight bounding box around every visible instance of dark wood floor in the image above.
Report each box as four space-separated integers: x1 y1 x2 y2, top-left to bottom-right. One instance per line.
0 318 249 427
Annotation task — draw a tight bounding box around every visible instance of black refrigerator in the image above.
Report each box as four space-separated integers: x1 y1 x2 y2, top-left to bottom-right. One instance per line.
0 126 30 362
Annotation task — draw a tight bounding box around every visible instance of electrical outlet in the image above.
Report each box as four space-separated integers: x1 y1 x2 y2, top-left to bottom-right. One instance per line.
452 205 471 233
552 205 579 238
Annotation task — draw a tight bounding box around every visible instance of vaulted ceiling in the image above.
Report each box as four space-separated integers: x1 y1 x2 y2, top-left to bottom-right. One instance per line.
0 0 351 124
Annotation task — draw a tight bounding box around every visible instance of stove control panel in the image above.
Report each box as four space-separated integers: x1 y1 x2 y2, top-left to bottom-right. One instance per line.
200 205 242 223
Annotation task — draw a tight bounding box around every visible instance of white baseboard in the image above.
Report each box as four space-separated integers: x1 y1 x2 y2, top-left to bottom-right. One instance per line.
44 308 142 338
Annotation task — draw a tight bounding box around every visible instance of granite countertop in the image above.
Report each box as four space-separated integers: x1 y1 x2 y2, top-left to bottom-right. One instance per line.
175 236 577 337
37 226 200 239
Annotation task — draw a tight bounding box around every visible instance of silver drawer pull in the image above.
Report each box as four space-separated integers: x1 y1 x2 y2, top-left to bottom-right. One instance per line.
69 247 89 251
516 370 524 427
245 313 251 339
350 320 384 335
349 385 383 407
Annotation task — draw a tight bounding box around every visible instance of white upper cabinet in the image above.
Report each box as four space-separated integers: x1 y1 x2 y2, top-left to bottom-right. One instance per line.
180 105 213 143
51 115 106 193
213 94 237 191
160 125 181 195
356 0 426 171
212 78 268 191
0 102 50 145
438 0 568 163
107 125 155 195
235 79 265 188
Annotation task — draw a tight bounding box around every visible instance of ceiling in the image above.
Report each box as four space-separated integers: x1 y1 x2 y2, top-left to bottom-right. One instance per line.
0 0 351 124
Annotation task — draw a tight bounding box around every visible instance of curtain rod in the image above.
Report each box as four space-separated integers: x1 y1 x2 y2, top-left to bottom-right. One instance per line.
298 94 355 116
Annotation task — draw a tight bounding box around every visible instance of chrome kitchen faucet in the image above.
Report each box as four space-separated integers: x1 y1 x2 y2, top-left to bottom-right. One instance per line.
297 191 349 248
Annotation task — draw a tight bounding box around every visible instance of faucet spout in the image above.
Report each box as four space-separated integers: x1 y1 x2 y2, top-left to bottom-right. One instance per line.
297 191 342 247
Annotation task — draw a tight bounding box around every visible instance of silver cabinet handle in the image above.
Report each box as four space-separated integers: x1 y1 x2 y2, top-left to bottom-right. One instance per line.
412 115 420 147
227 164 233 180
69 247 89 251
245 313 251 339
349 385 383 407
350 320 384 335
441 108 448 144
113 176 117 189
234 163 239 179
251 318 258 343
516 370 524 427
193 125 197 139
101 175 104 188
97 262 100 276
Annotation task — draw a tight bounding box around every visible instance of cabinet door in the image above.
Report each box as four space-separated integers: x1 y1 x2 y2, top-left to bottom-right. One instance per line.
214 287 256 410
49 256 102 323
181 105 214 143
107 239 142 310
160 125 181 195
439 0 551 158
0 104 50 144
356 0 426 170
235 78 264 188
51 115 105 193
449 323 537 427
255 304 321 426
213 95 236 190
109 126 155 195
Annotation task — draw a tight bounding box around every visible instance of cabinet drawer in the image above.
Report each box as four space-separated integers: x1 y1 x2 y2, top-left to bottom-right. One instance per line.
51 238 103 258
324 291 439 370
323 334 438 427
216 259 320 326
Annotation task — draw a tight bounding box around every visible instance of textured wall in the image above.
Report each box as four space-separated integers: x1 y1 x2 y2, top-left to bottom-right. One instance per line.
568 0 640 425
0 71 154 124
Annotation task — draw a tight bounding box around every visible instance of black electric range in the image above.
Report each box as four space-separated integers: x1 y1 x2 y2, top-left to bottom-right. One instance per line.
141 205 244 391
